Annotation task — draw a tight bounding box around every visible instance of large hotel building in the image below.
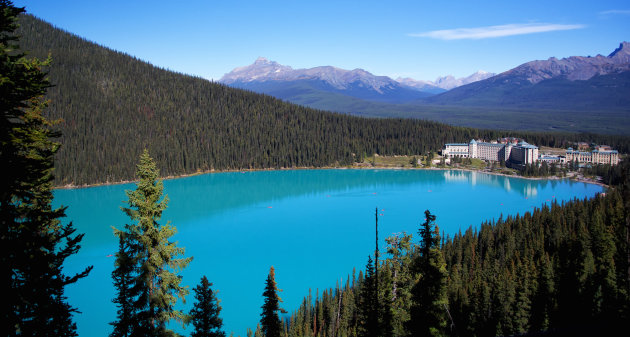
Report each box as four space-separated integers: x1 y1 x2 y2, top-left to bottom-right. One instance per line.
442 139 539 165
443 140 620 166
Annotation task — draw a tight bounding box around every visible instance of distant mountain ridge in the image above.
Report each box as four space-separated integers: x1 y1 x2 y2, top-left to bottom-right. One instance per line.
426 42 630 109
505 41 630 84
217 46 630 133
222 57 405 94
397 71 495 91
220 58 431 103
220 58 493 104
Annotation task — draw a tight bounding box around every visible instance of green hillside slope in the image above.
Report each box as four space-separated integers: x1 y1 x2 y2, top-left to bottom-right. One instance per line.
234 80 630 135
15 15 630 185
426 71 630 110
13 15 480 185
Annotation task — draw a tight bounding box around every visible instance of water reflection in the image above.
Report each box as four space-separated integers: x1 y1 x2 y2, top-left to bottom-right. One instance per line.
52 169 603 337
55 169 589 248
442 170 577 198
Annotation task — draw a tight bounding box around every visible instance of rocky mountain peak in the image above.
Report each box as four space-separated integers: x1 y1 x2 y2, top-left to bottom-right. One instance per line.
608 41 630 63
425 72 495 90
220 58 404 93
504 41 630 84
221 59 495 93
220 57 293 84
254 56 272 64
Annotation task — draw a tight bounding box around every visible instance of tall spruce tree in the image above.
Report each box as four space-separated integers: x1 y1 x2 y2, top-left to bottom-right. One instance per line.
110 232 140 337
112 149 192 337
385 233 414 336
260 266 285 337
190 276 225 337
358 255 378 337
407 210 449 337
0 1 91 335
378 265 395 337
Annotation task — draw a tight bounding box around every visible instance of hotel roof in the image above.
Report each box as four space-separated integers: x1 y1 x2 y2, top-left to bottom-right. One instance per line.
515 141 538 149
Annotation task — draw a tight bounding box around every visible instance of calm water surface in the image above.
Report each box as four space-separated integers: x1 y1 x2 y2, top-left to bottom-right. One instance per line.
54 169 604 336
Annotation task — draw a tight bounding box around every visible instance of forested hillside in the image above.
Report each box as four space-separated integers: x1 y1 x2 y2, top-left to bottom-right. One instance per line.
13 14 474 186
16 15 630 185
279 161 630 337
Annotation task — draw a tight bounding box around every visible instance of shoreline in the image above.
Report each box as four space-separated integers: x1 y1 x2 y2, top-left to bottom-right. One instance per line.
54 164 609 190
54 165 345 190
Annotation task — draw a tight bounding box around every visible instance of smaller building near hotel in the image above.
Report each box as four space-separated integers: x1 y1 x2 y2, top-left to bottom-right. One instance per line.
538 155 564 165
566 145 619 165
442 142 470 158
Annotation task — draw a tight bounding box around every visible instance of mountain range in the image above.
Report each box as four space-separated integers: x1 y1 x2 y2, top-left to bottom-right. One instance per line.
426 42 630 109
221 57 438 104
220 58 494 104
397 71 495 91
220 43 630 118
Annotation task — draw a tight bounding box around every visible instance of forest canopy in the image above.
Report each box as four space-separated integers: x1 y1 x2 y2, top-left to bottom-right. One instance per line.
15 14 630 186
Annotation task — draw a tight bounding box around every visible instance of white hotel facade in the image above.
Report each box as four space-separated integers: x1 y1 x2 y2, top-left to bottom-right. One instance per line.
443 139 539 165
566 147 619 165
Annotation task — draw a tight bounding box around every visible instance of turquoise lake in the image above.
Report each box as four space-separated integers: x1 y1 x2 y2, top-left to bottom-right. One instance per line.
53 169 604 336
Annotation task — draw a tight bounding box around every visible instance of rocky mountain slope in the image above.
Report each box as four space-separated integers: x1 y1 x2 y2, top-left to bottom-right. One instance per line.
426 42 630 110
221 57 400 93
220 58 492 104
504 41 630 84
220 57 433 103
397 71 495 91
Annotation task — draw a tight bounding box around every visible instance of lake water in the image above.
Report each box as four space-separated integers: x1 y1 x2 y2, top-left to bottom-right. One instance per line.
54 169 604 336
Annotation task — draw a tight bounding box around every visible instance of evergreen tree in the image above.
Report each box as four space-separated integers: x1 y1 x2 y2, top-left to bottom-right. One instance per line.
408 210 449 337
261 266 285 337
530 253 555 332
0 1 91 335
110 232 140 337
284 183 630 337
357 255 378 337
378 265 395 337
113 149 192 337
190 276 225 337
384 233 414 336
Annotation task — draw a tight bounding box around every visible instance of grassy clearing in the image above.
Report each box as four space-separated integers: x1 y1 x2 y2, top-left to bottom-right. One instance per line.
469 158 486 169
356 154 520 177
539 146 568 155
359 154 419 168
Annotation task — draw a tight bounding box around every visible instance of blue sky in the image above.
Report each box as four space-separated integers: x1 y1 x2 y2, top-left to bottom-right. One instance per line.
15 0 630 81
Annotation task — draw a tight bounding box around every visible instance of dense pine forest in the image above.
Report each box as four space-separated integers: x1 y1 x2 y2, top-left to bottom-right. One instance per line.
2 2 92 335
5 5 630 336
15 14 630 186
276 160 630 337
